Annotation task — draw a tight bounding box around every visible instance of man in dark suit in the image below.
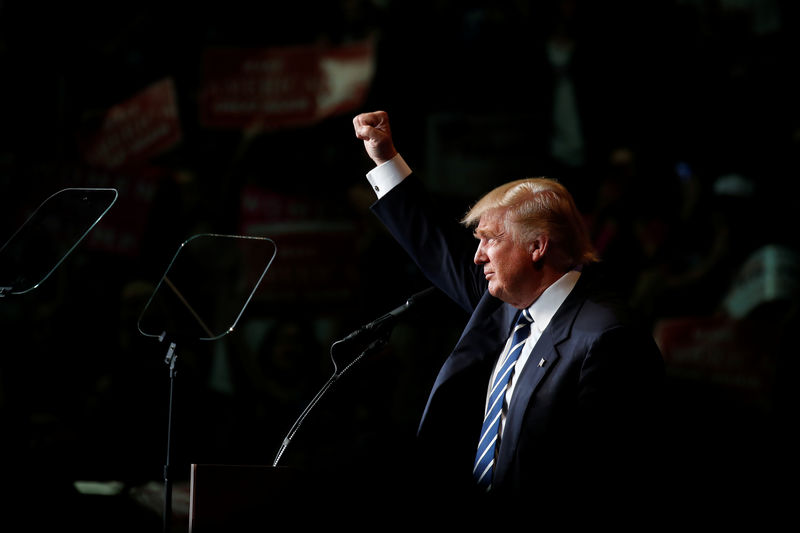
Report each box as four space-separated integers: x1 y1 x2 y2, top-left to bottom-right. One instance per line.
352 110 665 508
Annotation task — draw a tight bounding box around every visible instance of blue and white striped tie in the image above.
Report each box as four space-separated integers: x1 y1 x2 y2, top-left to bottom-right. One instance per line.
473 308 533 491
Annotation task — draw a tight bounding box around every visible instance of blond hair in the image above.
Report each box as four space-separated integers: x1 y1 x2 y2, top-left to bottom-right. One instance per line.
461 177 599 270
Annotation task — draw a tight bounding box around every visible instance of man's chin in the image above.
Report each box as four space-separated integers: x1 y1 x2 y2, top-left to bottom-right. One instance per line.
487 284 501 299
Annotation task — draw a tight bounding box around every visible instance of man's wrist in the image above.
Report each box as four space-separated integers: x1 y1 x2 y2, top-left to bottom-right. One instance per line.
366 154 411 199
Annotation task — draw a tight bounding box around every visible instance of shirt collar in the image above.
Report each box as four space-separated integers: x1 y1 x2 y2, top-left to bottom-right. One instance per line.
526 270 581 334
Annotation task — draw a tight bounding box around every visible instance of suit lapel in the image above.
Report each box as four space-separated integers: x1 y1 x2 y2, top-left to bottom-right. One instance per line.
494 272 591 480
419 294 514 426
431 294 514 386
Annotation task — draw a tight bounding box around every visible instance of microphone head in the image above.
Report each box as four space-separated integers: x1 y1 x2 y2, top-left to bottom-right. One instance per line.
392 286 436 317
408 286 436 305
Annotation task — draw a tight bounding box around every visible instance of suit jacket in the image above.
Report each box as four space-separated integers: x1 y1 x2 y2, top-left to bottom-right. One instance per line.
371 176 665 502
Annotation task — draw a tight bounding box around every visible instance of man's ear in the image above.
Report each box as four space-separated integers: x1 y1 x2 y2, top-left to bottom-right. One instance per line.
530 235 549 263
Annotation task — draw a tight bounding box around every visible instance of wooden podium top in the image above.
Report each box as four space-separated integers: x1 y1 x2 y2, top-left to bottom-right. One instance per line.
188 464 316 532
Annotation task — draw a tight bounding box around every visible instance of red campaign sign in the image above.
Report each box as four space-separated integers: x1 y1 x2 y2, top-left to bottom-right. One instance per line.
79 78 183 170
653 314 777 399
67 166 164 257
238 185 360 303
199 37 375 130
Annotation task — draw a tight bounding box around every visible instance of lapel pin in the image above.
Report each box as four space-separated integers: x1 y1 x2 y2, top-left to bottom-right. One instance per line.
538 358 546 367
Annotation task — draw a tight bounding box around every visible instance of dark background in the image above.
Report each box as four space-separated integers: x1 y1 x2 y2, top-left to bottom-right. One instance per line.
1 0 798 529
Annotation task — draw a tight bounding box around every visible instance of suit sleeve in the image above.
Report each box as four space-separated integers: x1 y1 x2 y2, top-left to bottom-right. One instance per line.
370 175 487 314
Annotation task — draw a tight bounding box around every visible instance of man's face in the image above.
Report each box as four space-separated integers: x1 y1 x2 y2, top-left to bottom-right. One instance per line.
473 209 537 308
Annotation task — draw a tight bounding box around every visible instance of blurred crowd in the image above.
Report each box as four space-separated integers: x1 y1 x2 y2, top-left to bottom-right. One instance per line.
1 0 798 528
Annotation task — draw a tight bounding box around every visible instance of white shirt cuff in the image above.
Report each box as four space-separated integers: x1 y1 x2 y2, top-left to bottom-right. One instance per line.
366 154 412 199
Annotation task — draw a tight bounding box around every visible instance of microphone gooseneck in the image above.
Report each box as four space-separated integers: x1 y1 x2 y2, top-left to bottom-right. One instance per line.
272 286 437 467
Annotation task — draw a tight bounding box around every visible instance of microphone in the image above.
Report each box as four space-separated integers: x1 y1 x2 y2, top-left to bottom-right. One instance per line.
341 286 437 342
272 285 438 467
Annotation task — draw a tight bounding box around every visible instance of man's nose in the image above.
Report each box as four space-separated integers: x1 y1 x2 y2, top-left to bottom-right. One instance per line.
474 244 486 265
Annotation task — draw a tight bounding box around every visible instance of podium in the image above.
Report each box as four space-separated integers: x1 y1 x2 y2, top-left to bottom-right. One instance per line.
188 464 319 531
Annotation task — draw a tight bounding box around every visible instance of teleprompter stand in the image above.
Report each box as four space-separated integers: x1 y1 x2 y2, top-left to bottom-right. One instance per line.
137 233 276 533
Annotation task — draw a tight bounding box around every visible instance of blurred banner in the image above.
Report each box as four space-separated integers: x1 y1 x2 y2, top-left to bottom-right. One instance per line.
67 167 163 257
78 78 183 171
239 185 359 304
654 313 776 404
198 37 375 130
